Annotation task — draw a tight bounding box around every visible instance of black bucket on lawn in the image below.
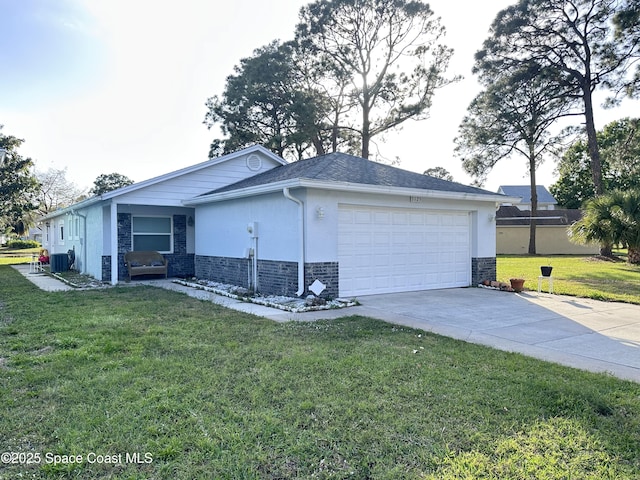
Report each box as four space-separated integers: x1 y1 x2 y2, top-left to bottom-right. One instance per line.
540 266 553 277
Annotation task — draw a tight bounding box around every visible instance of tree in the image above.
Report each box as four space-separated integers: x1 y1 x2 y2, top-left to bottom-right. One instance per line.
205 41 332 160
90 173 134 196
614 0 640 96
551 118 640 208
475 0 640 198
455 66 573 254
296 0 458 159
569 189 640 263
423 166 453 181
36 167 87 216
0 126 40 236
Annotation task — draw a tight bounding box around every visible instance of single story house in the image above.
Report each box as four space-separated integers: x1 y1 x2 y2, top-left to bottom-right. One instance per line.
40 146 511 298
496 205 599 255
498 185 557 210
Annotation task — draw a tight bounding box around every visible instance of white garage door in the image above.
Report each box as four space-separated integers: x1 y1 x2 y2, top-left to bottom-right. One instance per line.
338 205 471 296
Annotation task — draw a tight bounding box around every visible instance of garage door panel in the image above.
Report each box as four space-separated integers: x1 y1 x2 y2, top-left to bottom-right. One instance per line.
338 205 471 296
441 215 454 226
355 210 373 224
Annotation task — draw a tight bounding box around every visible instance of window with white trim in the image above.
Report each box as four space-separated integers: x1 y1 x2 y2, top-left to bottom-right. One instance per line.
132 216 172 253
58 220 65 244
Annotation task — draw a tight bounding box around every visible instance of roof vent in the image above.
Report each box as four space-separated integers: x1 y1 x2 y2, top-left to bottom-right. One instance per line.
246 154 262 171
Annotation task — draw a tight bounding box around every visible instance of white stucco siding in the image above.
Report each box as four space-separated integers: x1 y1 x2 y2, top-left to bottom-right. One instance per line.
195 193 299 261
195 187 498 265
81 203 106 279
102 206 111 255
115 153 281 206
40 203 105 279
304 189 498 262
303 189 340 262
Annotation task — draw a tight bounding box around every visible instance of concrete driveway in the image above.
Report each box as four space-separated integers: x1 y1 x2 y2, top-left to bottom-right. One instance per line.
267 288 640 383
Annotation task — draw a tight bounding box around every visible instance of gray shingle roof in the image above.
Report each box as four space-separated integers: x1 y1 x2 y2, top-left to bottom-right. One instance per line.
498 185 557 204
202 152 497 197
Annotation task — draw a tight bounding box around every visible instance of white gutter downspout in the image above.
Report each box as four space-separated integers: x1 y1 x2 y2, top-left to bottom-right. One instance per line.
283 187 305 296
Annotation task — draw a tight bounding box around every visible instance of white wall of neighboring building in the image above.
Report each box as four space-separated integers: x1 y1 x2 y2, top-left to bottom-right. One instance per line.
497 226 600 255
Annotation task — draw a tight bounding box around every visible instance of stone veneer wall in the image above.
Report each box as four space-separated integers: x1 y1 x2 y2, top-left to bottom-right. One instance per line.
257 259 299 296
167 215 195 278
101 255 111 282
102 213 194 281
195 255 339 298
304 262 339 298
195 256 250 289
472 257 496 286
117 213 132 281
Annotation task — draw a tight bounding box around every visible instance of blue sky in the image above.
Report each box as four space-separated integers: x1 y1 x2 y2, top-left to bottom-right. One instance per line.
1 0 638 193
2 1 105 107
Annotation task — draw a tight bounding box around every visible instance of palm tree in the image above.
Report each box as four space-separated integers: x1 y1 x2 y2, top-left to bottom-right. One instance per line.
569 190 640 264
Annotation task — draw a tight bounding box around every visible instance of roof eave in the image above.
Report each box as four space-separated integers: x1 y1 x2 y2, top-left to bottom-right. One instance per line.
183 178 519 206
39 145 287 221
37 196 105 222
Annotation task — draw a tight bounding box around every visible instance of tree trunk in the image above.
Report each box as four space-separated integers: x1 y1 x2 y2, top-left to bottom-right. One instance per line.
583 82 611 256
528 144 537 255
600 244 613 257
628 246 640 264
582 83 604 196
361 112 370 159
311 134 325 156
361 77 371 159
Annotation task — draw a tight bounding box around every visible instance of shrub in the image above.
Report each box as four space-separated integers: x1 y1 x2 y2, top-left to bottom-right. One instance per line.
6 239 41 249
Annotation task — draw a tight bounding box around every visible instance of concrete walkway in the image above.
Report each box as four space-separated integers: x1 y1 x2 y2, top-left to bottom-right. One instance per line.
12 264 73 291
13 265 640 383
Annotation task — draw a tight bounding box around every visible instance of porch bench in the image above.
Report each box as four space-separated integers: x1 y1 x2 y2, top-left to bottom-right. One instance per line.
124 251 168 281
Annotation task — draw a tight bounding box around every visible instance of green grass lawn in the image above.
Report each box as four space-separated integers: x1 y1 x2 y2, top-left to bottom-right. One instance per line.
1 266 639 479
498 254 640 304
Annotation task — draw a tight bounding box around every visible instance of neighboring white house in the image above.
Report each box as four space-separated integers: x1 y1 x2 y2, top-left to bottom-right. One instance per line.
498 185 557 210
40 146 512 297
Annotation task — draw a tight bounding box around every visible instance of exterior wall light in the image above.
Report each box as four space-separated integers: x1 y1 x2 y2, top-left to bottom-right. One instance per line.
316 206 325 219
